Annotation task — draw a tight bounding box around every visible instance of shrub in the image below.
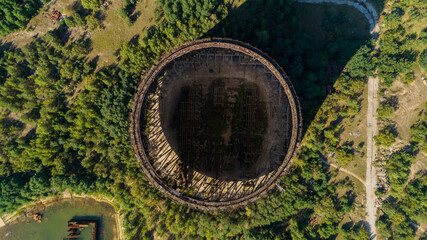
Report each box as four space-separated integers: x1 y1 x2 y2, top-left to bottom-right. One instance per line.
69 41 89 57
81 0 102 11
118 8 128 19
73 13 87 27
118 8 134 26
375 128 396 147
377 104 395 121
403 72 414 84
335 145 354 164
410 104 427 153
123 0 136 9
419 49 427 71
85 14 100 31
64 16 77 28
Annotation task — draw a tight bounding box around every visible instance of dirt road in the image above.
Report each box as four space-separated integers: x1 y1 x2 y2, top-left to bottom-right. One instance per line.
366 77 379 239
293 1 380 237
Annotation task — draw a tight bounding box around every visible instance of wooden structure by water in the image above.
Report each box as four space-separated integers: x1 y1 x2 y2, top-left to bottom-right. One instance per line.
66 220 98 240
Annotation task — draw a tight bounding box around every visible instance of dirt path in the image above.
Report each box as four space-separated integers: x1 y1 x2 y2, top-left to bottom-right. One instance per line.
317 48 380 240
0 0 79 47
410 222 426 234
294 1 381 237
319 157 366 185
366 77 379 239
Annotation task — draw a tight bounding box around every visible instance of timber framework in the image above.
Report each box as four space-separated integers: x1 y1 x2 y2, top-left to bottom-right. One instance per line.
130 38 302 211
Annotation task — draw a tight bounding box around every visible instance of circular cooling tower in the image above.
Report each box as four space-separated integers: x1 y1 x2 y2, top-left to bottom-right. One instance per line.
130 38 302 211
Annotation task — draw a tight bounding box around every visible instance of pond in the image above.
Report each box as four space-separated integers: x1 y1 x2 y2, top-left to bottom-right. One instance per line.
0 197 117 240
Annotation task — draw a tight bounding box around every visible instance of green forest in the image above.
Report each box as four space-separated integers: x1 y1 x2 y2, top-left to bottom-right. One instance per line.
375 102 427 239
371 1 427 239
0 0 47 35
0 0 426 239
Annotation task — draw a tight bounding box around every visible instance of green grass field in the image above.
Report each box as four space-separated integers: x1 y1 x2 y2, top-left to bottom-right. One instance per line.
87 0 156 67
338 84 369 180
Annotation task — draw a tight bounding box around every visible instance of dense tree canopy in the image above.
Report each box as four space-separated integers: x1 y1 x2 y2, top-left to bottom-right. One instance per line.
0 0 425 239
410 103 427 152
378 172 425 240
0 0 44 35
420 49 427 71
374 0 427 86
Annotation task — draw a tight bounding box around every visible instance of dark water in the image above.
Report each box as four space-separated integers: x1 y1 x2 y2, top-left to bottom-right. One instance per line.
0 197 117 240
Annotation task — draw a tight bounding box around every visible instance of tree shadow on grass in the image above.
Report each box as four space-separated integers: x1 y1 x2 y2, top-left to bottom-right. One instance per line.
204 0 372 135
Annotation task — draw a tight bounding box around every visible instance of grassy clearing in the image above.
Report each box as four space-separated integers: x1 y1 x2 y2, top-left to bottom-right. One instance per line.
1 0 371 68
410 157 426 181
384 74 427 145
86 0 156 67
0 0 156 68
291 1 371 198
402 5 427 38
0 0 79 47
337 85 369 180
227 0 246 8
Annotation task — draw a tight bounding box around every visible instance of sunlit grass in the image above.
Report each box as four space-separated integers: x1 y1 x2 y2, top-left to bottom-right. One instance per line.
88 0 156 67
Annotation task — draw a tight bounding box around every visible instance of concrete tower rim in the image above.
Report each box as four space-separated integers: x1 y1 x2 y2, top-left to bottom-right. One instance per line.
130 38 302 211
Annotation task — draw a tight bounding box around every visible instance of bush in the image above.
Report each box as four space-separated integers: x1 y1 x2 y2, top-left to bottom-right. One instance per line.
420 29 427 44
419 49 427 71
81 0 102 11
118 8 128 19
403 72 414 84
377 104 395 120
335 145 354 164
118 8 134 26
73 13 87 27
410 104 427 153
69 41 89 57
85 14 100 31
64 16 77 28
375 128 396 147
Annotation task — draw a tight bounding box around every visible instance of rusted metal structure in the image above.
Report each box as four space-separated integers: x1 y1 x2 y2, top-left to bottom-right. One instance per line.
130 38 302 211
66 220 98 240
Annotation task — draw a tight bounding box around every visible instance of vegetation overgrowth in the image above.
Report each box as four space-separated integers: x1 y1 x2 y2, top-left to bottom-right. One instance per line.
0 0 425 239
410 103 427 153
375 103 426 239
374 0 426 86
377 170 425 240
373 0 426 239
0 0 48 35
